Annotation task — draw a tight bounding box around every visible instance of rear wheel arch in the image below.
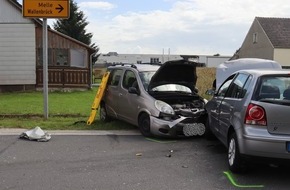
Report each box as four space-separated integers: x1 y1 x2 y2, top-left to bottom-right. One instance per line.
227 126 235 144
204 115 216 140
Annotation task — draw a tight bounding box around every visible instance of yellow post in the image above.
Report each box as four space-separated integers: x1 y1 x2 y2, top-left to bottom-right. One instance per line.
87 72 110 125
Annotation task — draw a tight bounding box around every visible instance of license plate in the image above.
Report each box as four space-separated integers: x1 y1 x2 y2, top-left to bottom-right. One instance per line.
286 142 290 152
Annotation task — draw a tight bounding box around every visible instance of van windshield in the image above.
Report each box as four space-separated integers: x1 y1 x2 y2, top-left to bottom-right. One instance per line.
139 71 156 91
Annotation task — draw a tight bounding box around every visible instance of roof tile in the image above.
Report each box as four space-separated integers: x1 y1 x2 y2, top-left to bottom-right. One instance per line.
257 17 290 48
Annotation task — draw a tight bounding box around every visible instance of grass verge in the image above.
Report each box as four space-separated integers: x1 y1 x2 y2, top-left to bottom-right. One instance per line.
0 88 136 130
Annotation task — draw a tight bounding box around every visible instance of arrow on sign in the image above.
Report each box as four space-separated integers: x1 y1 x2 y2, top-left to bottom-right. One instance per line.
55 4 64 13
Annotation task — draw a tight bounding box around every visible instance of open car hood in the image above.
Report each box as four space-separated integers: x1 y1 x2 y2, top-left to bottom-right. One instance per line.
148 59 197 92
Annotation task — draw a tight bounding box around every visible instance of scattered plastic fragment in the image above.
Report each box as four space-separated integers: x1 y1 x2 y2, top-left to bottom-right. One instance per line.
166 150 174 157
19 126 51 142
136 153 142 156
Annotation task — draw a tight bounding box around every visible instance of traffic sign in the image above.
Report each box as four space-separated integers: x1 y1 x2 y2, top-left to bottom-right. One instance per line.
23 0 70 18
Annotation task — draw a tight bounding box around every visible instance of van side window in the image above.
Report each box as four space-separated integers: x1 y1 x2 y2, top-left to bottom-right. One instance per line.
122 70 137 90
108 69 123 86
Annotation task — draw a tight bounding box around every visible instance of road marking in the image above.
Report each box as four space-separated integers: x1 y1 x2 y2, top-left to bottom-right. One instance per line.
145 138 177 143
223 171 264 188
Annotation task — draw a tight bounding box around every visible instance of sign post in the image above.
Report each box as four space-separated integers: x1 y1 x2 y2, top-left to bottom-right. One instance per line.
23 0 70 119
43 18 48 119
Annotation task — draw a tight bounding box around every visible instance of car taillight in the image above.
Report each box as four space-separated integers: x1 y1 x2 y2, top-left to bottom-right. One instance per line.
244 103 267 126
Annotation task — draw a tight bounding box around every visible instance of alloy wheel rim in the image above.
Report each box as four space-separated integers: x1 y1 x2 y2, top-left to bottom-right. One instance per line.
100 108 106 120
228 138 236 166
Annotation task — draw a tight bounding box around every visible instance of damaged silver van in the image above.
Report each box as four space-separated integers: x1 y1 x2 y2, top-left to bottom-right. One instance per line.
100 59 207 138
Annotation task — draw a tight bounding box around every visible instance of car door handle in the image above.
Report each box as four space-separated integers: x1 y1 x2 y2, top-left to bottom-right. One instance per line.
119 93 123 96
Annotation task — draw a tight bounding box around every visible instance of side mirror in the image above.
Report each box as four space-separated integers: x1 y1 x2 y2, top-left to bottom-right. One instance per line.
205 89 216 96
128 87 140 95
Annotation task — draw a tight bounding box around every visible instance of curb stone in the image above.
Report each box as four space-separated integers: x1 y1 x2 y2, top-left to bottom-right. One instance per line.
0 128 141 136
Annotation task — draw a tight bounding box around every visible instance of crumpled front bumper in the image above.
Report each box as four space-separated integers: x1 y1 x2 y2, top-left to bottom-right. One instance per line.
149 115 205 138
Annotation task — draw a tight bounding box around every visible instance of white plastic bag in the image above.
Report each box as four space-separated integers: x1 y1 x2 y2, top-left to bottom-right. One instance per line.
19 126 51 142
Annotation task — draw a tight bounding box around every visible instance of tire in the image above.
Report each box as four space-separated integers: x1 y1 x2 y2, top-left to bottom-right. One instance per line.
228 132 247 173
138 113 152 137
204 117 216 140
100 103 111 122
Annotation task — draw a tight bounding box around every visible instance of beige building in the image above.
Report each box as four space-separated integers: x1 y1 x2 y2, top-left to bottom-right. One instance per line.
232 17 290 68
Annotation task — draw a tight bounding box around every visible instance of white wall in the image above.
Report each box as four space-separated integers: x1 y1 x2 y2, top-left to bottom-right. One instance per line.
0 0 31 23
97 53 182 64
0 24 36 85
0 0 36 85
96 53 231 67
203 56 230 67
274 48 290 67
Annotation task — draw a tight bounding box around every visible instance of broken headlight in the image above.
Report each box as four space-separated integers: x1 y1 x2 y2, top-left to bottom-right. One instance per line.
155 100 174 115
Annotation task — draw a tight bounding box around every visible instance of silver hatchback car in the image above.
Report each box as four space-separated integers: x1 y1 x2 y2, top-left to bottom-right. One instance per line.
100 60 207 138
205 69 290 173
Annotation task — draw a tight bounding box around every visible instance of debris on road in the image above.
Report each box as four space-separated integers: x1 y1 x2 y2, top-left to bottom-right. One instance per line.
166 150 174 158
136 153 143 157
19 126 51 142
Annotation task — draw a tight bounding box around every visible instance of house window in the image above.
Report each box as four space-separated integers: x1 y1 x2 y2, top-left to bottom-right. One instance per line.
55 49 69 66
253 33 258 44
37 48 53 65
70 49 85 68
37 48 69 66
150 58 159 64
137 60 142 64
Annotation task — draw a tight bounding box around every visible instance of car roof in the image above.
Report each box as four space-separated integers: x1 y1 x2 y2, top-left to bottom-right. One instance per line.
238 69 290 76
108 63 160 72
134 64 160 72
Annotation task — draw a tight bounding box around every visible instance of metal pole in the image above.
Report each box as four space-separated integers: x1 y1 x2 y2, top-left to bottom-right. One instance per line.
43 18 49 119
89 53 94 88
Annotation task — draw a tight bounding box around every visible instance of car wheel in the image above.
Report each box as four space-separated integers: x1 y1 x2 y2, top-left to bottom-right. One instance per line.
228 132 247 173
100 103 111 122
204 116 216 140
138 113 152 137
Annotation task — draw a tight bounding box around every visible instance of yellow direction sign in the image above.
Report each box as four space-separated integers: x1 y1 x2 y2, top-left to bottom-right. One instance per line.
23 0 70 18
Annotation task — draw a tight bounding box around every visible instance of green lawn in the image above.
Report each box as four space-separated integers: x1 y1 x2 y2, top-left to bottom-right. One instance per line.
0 89 135 130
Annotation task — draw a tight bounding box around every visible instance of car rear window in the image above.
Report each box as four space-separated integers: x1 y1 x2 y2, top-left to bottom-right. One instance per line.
254 75 290 101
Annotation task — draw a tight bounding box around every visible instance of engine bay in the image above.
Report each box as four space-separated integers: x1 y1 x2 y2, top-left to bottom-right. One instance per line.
171 100 206 118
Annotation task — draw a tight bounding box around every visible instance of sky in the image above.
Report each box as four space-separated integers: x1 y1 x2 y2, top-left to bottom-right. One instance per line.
50 0 290 56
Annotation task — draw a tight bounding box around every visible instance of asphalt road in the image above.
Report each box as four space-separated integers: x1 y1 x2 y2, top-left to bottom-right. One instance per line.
1 130 290 190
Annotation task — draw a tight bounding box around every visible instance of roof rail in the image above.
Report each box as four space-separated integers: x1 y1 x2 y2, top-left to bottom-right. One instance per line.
139 62 162 66
110 63 138 69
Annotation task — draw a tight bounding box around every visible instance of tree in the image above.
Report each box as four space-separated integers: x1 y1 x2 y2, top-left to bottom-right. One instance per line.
53 0 99 63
